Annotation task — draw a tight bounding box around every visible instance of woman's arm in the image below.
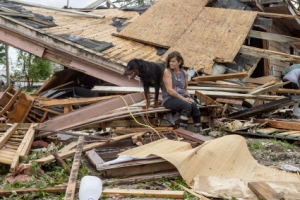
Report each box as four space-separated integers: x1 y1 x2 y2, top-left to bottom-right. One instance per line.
163 69 193 103
298 75 300 89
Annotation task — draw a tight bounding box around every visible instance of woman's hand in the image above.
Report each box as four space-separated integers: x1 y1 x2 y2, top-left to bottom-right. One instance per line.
182 97 193 104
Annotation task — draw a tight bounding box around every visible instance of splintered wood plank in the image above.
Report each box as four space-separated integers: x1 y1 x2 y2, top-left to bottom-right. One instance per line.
10 124 37 172
192 72 248 82
161 8 257 74
174 128 211 144
19 124 38 161
247 80 276 94
35 133 137 164
255 119 300 131
248 30 300 43
216 98 243 105
36 96 118 107
240 45 300 63
85 149 104 167
117 0 208 48
64 136 84 200
248 182 284 200
0 123 18 149
102 189 184 199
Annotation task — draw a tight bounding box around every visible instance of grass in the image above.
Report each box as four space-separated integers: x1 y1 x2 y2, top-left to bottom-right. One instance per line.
0 144 91 200
247 140 265 151
268 139 297 151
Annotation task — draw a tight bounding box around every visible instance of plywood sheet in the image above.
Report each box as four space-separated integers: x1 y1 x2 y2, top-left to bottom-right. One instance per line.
120 135 300 198
161 8 257 74
117 0 209 48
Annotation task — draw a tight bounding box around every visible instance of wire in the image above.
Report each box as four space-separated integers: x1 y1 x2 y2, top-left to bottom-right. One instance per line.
118 95 161 138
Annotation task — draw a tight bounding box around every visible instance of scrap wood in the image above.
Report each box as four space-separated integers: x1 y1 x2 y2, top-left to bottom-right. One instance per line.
102 171 180 186
36 96 118 107
65 136 84 200
35 128 108 140
37 93 144 136
226 130 300 141
113 127 173 134
64 107 171 131
247 80 277 94
174 128 211 144
192 72 248 82
98 157 176 178
249 81 290 95
0 186 76 197
276 88 300 94
102 189 184 199
243 75 276 85
10 123 38 173
0 123 18 149
170 180 210 200
228 97 293 119
93 86 284 101
194 91 221 108
35 133 137 164
215 98 243 105
255 119 300 131
248 182 284 200
52 151 69 171
85 149 104 167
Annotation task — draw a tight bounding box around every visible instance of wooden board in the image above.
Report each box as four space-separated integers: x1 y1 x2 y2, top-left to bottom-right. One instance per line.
102 189 184 199
174 128 212 144
248 182 284 200
7 93 34 123
192 72 248 82
255 119 300 131
161 8 257 74
248 30 300 43
117 0 208 48
65 136 84 200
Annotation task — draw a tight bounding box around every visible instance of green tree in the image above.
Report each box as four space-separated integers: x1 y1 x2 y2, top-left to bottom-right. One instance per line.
14 50 52 91
0 43 5 65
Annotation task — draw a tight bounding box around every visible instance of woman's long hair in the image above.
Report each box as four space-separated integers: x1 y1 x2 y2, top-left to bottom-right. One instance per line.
166 51 184 69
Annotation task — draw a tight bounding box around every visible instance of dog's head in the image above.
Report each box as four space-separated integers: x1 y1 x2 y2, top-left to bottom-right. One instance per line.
124 59 143 82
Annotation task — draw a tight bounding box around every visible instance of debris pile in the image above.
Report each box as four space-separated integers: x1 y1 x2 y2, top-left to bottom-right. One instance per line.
0 0 299 199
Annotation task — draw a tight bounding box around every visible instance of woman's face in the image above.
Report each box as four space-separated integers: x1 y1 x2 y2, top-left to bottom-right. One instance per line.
169 57 181 70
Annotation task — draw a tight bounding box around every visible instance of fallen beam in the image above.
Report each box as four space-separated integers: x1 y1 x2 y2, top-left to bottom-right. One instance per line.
92 86 283 101
248 182 284 200
228 97 293 119
174 128 212 144
65 136 84 200
240 45 300 63
254 119 300 131
37 93 144 136
102 189 184 199
192 72 248 82
35 133 137 164
248 30 300 44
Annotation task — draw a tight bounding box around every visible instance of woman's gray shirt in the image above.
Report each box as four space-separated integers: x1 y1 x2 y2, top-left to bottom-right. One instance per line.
162 69 188 104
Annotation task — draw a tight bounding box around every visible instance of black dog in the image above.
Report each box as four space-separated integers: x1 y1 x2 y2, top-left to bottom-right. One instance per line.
124 58 165 108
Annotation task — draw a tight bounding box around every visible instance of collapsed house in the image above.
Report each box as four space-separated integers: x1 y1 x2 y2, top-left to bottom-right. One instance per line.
0 0 299 199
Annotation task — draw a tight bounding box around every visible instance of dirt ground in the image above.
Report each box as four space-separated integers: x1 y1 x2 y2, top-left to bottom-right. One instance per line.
246 137 300 169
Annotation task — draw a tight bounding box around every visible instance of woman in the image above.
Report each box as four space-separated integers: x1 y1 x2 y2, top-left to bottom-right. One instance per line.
162 51 201 133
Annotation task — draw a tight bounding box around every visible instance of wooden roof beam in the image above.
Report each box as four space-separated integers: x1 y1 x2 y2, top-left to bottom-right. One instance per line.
257 12 300 19
239 45 300 63
247 30 300 43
